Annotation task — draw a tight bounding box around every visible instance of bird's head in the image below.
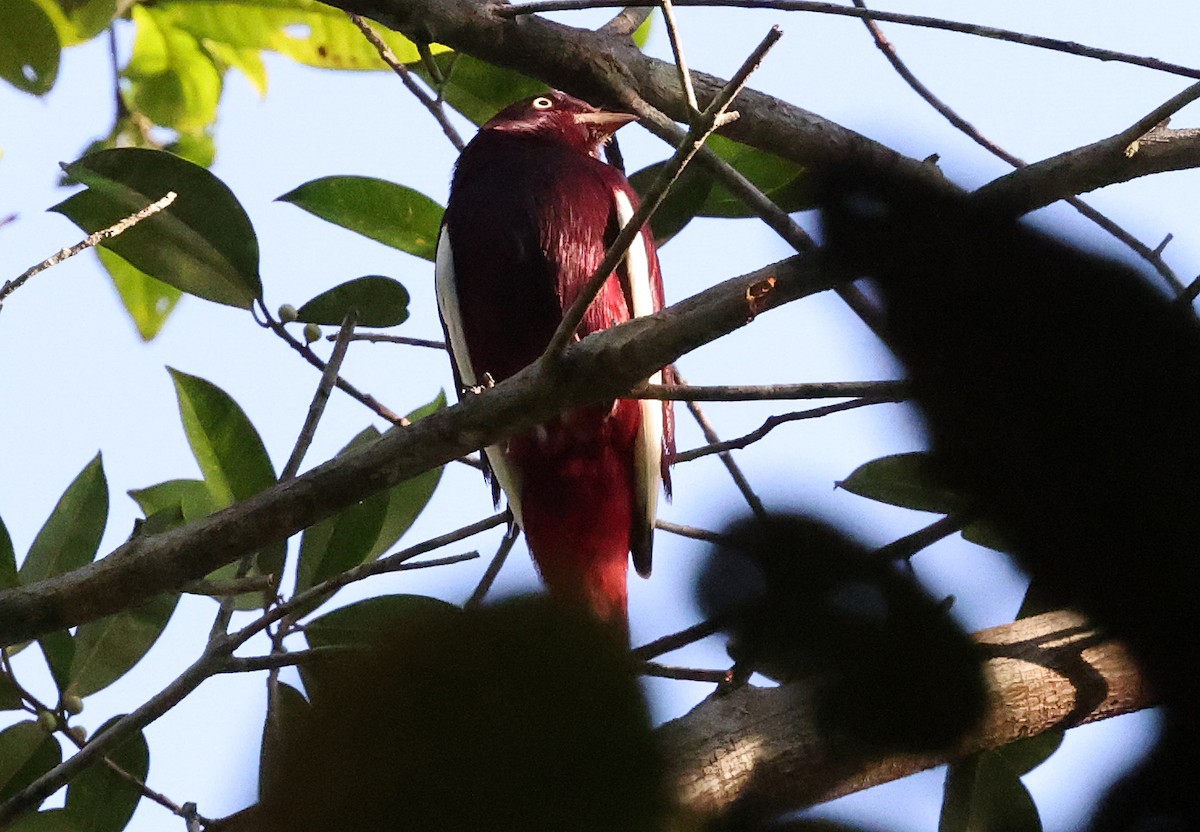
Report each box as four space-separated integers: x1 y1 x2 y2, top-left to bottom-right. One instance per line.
481 91 637 157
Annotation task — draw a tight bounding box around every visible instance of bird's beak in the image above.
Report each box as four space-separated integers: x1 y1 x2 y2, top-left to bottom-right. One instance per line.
573 110 638 136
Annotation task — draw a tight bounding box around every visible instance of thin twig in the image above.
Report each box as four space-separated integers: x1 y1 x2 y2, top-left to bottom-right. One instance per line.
660 0 699 117
500 0 1200 82
655 519 730 543
0 192 176 305
851 0 1187 294
347 13 466 151
282 311 358 480
333 332 447 349
871 513 971 562
633 616 726 660
217 645 361 673
466 520 521 608
543 25 780 359
640 661 728 683
675 396 898 463
684 396 767 519
632 379 907 401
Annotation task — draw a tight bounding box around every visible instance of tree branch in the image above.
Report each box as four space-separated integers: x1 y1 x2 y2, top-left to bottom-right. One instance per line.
659 609 1154 815
0 255 833 646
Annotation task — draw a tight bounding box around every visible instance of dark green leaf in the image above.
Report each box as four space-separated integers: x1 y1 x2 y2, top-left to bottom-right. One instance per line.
259 682 310 799
416 52 545 125
38 629 75 693
365 392 446 559
1016 581 1059 620
68 592 180 697
52 148 261 308
295 427 391 594
698 134 814 217
0 667 23 710
962 519 1015 554
0 0 60 95
6 809 82 832
0 514 17 591
278 176 443 261
0 721 62 802
65 717 149 832
296 275 410 327
168 368 276 506
838 452 967 515
54 0 119 41
97 246 183 341
628 160 714 245
940 752 1042 832
304 594 460 651
19 453 108 584
994 732 1064 777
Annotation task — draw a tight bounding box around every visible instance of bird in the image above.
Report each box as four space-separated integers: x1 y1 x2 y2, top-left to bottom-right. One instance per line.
435 91 674 636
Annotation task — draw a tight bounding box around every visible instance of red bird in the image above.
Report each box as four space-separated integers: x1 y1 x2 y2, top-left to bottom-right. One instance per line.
436 91 674 635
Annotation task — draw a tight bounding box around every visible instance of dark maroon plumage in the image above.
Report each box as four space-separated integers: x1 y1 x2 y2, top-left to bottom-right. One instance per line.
436 92 673 634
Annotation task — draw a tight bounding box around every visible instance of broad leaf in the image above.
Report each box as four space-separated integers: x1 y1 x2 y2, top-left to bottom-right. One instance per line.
128 478 217 525
6 810 82 832
152 0 443 70
278 176 443 261
940 752 1042 832
30 0 115 45
259 682 310 799
69 592 180 697
125 5 222 132
0 667 23 710
0 722 62 802
0 0 59 95
53 148 261 308
994 732 1064 777
0 515 17 591
38 629 75 693
98 247 183 341
837 452 967 515
296 276 410 327
628 160 714 245
305 594 461 651
417 53 545 126
64 717 149 832
19 453 107 584
169 368 276 506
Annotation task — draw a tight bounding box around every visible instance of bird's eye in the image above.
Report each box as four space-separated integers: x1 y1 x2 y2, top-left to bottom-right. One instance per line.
531 96 554 110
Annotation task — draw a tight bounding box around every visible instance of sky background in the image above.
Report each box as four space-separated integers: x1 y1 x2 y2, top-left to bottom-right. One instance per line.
2 1 1196 829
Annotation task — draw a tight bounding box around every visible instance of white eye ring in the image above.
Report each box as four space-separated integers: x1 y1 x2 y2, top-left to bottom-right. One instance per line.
531 96 553 110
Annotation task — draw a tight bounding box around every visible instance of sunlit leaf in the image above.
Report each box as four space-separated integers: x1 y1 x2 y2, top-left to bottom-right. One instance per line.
64 717 149 832
125 6 223 132
69 592 180 697
278 176 443 261
201 38 268 96
0 0 60 95
837 452 966 515
417 52 545 126
295 276 410 327
98 247 183 341
168 368 276 506
19 453 107 584
0 722 62 802
128 478 218 524
52 148 261 308
697 134 814 217
53 0 117 39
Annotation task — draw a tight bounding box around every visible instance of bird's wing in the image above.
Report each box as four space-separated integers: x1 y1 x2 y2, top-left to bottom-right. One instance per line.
435 226 523 523
612 188 665 578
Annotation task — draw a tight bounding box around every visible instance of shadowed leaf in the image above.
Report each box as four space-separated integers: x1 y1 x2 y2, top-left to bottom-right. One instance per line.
296 276 410 327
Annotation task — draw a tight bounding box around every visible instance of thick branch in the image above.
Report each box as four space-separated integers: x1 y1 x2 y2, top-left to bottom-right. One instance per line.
0 256 833 646
659 609 1154 815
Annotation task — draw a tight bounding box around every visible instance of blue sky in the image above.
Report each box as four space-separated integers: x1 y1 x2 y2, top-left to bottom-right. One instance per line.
1 1 1194 828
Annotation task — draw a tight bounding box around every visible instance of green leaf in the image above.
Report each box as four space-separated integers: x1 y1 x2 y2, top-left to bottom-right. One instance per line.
0 721 62 802
169 368 276 506
305 595 460 651
164 130 217 168
278 176 443 261
125 5 223 133
97 247 183 341
627 160 714 245
38 629 75 693
295 276 410 327
128 478 217 524
961 519 1015 554
52 148 261 308
19 453 108 584
69 592 180 697
0 514 17 591
7 809 83 832
0 0 60 95
152 0 445 69
417 52 546 126
631 14 653 48
994 732 1063 777
697 134 814 217
295 429 392 595
940 752 1042 832
65 717 149 832
201 38 268 96
0 666 24 710
52 0 118 40
837 452 967 515
365 392 446 559
259 682 310 799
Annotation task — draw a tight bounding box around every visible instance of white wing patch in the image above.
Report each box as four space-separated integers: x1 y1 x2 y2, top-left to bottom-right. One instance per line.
612 189 663 577
435 228 526 527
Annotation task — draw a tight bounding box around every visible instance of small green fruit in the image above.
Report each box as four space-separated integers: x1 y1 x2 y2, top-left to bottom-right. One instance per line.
36 710 58 732
303 322 322 343
278 303 299 323
68 725 88 743
61 693 84 715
